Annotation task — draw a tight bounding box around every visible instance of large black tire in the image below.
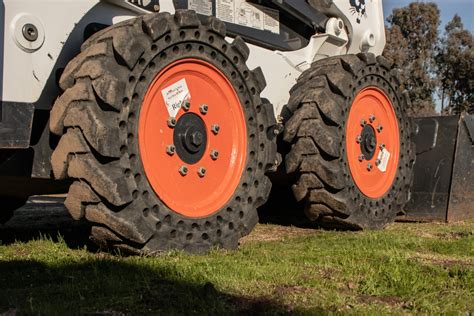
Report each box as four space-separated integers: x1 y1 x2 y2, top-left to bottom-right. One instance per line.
49 11 277 253
0 197 27 224
283 53 415 229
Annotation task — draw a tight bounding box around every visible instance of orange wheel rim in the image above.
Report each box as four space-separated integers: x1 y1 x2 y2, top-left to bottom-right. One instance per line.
346 87 399 199
139 59 247 218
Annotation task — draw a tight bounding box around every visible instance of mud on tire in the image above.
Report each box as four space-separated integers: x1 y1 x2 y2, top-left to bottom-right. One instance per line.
50 10 277 253
283 53 415 229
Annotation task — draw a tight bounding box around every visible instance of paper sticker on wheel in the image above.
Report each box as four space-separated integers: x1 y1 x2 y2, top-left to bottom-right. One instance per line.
161 78 191 117
377 148 391 172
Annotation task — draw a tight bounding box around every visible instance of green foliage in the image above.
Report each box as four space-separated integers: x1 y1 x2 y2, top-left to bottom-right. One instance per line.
0 222 473 314
384 2 473 115
436 15 474 114
384 2 440 116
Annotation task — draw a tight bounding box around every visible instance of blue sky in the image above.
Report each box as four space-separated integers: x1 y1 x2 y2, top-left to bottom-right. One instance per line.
383 0 474 33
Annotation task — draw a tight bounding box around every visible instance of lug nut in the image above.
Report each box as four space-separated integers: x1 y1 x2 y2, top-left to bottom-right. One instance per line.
200 104 208 115
377 125 383 133
375 159 381 166
210 150 219 160
369 115 376 123
358 155 365 162
356 135 362 143
379 143 386 150
211 124 220 135
167 117 177 128
179 166 188 176
166 145 176 156
182 100 191 111
360 119 367 127
367 163 373 171
197 167 206 177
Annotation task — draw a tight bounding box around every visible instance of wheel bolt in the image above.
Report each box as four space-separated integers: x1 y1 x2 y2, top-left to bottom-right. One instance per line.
375 159 381 166
211 124 220 135
358 155 365 162
210 150 219 160
367 163 373 171
166 145 176 156
360 119 367 127
182 100 191 111
356 135 362 143
379 143 385 150
179 166 188 176
377 125 383 133
200 104 208 115
167 117 177 128
369 115 376 123
197 167 206 177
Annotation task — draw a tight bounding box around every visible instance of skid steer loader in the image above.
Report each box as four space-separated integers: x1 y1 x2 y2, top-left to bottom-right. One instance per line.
0 0 416 253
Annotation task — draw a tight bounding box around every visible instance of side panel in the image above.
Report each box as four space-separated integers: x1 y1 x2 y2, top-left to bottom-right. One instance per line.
1 0 141 107
447 113 474 222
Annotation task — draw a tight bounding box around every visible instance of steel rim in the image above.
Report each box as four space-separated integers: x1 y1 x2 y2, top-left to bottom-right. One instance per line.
346 87 400 199
139 58 247 218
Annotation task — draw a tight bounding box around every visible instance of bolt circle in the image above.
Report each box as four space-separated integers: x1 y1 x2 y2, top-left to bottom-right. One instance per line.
199 104 209 115
210 150 219 160
167 117 177 128
197 167 207 177
166 145 176 156
211 124 220 135
179 166 188 176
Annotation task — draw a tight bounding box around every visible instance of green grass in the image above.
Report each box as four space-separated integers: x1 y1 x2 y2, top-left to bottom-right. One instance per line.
1 222 473 315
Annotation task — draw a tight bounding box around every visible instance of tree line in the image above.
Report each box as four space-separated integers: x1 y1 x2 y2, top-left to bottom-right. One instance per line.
383 2 473 116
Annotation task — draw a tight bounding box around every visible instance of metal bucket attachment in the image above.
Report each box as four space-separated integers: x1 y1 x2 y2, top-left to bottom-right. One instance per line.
402 113 474 222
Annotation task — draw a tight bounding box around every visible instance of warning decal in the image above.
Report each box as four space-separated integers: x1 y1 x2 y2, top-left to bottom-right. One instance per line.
216 0 280 34
161 79 190 117
189 0 213 16
377 148 391 173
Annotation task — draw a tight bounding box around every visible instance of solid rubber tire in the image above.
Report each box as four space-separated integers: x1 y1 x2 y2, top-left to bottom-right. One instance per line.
49 11 277 253
283 53 415 229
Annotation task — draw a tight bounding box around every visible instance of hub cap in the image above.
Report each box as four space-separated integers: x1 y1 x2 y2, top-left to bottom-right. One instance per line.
346 87 400 199
139 59 247 218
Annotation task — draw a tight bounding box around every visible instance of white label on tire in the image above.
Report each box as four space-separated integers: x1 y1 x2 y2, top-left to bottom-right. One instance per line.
161 79 191 117
189 0 213 16
377 148 391 172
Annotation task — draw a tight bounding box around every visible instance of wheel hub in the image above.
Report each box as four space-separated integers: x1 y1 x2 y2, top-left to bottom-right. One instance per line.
174 113 207 164
360 124 377 160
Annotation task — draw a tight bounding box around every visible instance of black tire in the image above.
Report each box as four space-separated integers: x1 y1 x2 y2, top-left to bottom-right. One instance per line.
283 53 415 229
0 197 27 224
49 11 277 253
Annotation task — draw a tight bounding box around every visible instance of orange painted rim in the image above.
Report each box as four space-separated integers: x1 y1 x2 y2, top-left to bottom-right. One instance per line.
139 58 247 218
346 87 400 199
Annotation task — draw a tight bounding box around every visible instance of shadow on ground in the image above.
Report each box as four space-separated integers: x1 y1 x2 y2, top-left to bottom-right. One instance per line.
0 259 317 315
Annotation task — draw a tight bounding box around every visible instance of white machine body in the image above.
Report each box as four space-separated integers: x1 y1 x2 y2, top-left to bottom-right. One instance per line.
0 0 386 118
